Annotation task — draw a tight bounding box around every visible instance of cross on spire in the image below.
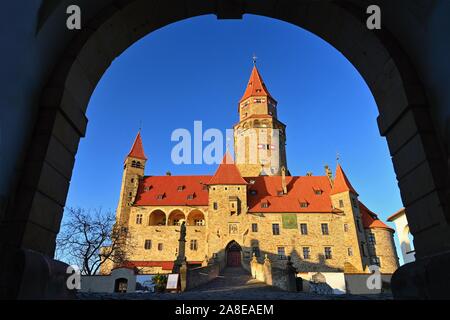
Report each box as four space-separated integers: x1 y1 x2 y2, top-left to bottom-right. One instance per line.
252 53 258 65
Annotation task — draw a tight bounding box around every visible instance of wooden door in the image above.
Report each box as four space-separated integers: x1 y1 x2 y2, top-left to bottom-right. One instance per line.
227 250 241 267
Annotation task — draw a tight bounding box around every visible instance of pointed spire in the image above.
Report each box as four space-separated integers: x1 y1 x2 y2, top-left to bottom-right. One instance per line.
240 64 275 103
330 164 358 195
127 131 147 160
207 151 247 185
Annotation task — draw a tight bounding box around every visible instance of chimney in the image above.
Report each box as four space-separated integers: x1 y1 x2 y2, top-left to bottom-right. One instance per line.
281 166 287 194
324 165 333 186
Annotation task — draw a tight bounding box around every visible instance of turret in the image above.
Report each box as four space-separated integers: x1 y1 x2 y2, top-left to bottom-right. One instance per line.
116 131 147 227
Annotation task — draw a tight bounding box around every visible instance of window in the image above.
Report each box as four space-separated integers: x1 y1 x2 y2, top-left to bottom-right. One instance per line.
344 224 349 232
324 247 332 259
177 185 184 191
300 202 308 208
339 199 344 208
277 247 286 260
371 256 381 267
261 202 269 208
348 247 353 256
368 233 376 245
187 194 194 200
158 243 163 251
190 240 198 251
250 190 257 195
144 240 151 250
131 178 134 183
156 194 164 200
252 246 260 257
272 224 280 235
251 223 258 232
302 247 310 259
136 214 143 224
213 202 218 210
321 223 329 235
173 219 180 226
314 189 323 195
194 219 205 226
300 223 308 235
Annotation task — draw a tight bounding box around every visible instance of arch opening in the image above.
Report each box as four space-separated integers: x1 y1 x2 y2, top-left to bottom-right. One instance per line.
148 210 166 226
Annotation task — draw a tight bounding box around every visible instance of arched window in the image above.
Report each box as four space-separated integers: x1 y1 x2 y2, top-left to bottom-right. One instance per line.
168 210 185 226
149 210 166 226
187 210 205 226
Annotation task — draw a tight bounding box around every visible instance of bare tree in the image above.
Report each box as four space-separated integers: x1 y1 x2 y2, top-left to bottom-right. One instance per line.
56 207 135 275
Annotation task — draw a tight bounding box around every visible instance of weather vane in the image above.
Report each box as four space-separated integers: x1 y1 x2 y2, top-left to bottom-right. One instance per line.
336 152 340 163
252 53 258 65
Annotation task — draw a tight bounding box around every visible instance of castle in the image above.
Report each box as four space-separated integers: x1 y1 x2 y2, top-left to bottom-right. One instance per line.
101 64 399 276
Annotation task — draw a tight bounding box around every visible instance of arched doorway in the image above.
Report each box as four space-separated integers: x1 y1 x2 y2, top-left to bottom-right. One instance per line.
114 278 128 293
226 241 242 267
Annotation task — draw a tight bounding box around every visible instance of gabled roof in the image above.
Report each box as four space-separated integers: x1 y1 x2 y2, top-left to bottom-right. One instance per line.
330 164 358 195
207 152 248 185
359 201 394 232
127 131 147 160
240 65 275 103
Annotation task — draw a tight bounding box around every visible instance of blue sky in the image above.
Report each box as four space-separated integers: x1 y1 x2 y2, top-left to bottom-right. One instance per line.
65 14 403 254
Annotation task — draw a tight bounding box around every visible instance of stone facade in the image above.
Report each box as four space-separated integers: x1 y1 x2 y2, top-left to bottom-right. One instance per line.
101 65 399 276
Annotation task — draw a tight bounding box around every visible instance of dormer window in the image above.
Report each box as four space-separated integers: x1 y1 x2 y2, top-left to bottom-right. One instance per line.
314 189 323 195
250 190 257 196
177 185 185 192
277 190 284 196
261 202 269 208
156 193 165 200
187 193 195 200
300 202 308 208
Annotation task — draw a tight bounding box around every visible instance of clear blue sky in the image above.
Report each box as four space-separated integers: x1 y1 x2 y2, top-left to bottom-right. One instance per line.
65 14 403 248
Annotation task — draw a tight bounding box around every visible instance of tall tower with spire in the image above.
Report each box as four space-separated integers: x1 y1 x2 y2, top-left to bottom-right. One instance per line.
116 131 147 227
233 62 288 177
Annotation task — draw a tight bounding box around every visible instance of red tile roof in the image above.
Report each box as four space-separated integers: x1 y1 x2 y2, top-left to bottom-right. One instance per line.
387 208 405 222
207 152 248 185
134 175 210 206
127 131 147 160
240 65 275 103
246 175 336 213
359 201 394 232
330 164 358 195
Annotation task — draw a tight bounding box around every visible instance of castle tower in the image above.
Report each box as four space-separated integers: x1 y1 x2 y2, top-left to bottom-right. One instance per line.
206 152 248 262
329 164 367 272
233 63 288 177
360 202 399 273
116 131 147 227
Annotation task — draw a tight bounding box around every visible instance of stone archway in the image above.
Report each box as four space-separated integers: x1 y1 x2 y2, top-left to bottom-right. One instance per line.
0 0 448 299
